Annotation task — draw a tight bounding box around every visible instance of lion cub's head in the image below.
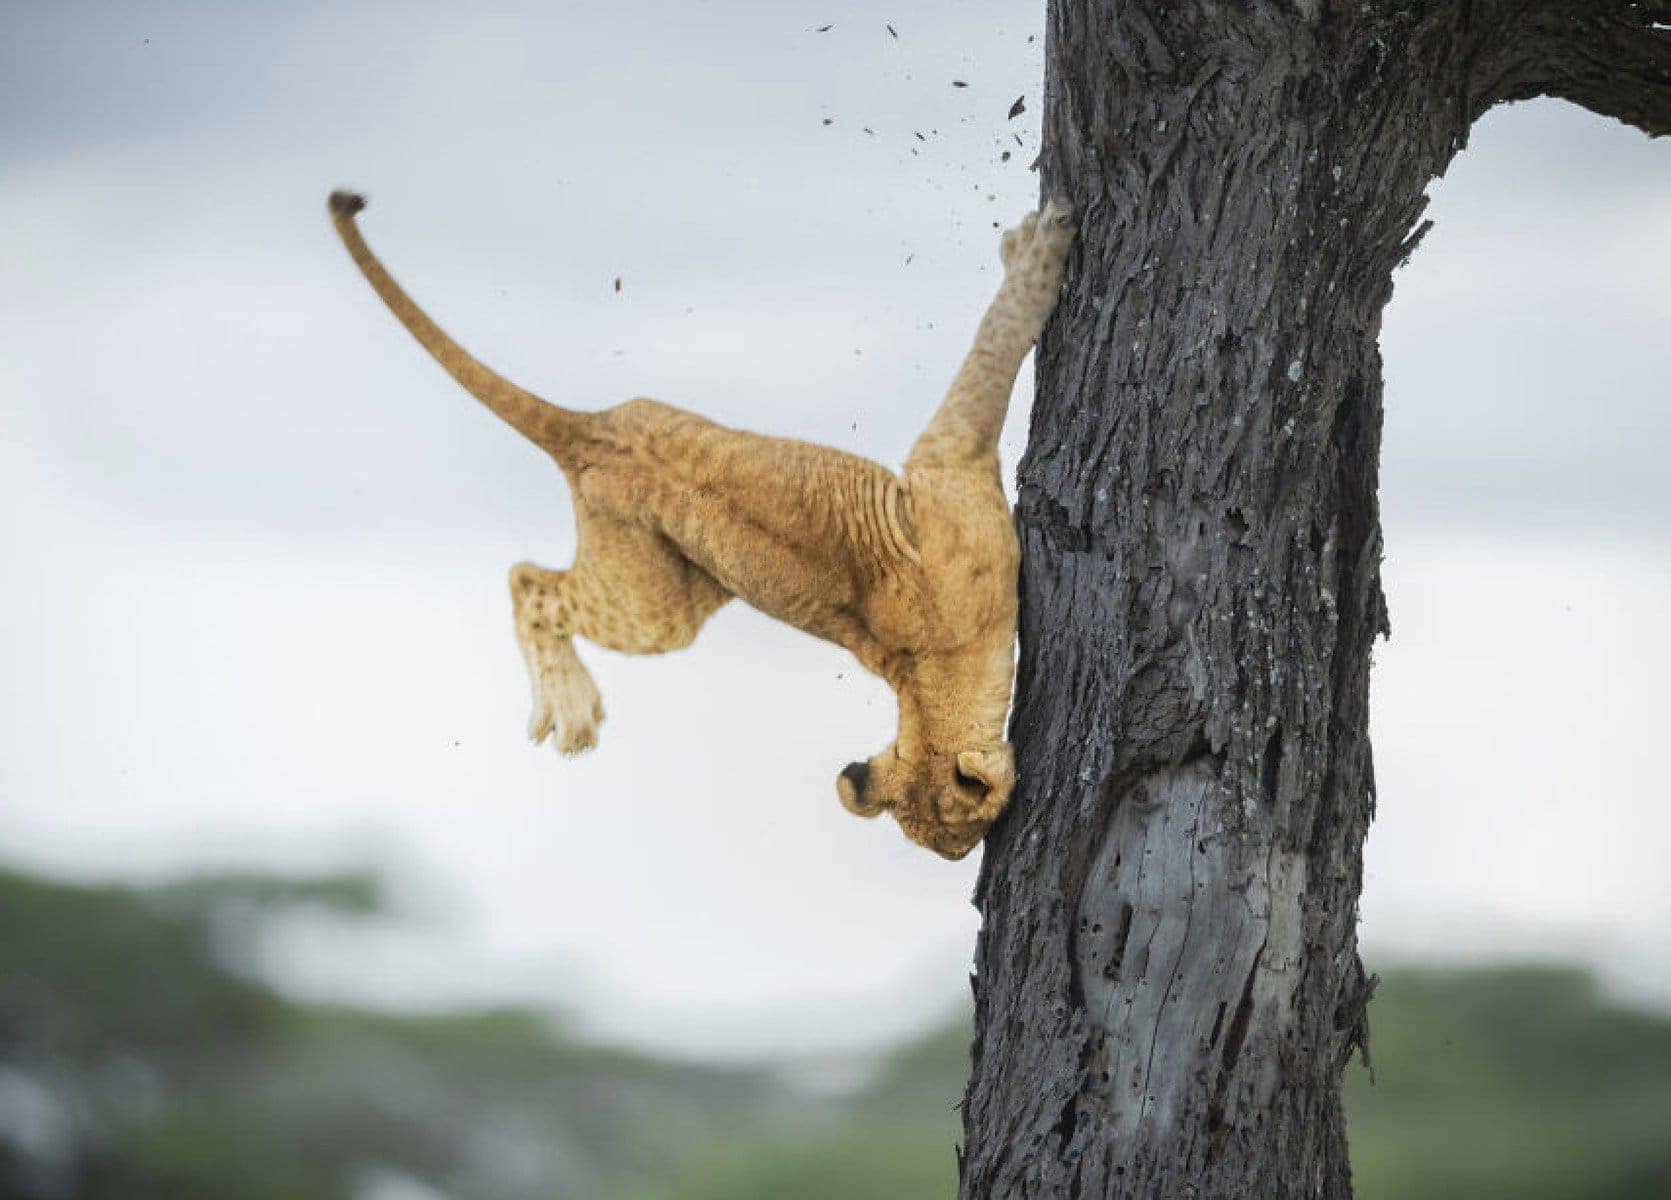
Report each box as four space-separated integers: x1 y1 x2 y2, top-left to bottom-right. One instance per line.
832 617 1019 858
836 740 1015 859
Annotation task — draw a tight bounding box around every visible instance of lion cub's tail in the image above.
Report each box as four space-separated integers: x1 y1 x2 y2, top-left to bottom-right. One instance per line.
327 190 595 464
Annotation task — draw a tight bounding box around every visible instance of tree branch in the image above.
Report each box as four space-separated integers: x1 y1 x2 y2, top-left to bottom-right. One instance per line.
1496 1 1671 136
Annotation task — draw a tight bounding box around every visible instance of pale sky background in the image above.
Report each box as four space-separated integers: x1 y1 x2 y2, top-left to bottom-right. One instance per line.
2 0 1668 1063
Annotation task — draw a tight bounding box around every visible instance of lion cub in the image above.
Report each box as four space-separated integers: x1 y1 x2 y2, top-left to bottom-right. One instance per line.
328 191 1074 858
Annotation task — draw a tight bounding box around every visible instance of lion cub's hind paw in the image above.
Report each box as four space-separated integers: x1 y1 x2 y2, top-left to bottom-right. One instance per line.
526 660 605 757
528 702 556 746
553 715 601 757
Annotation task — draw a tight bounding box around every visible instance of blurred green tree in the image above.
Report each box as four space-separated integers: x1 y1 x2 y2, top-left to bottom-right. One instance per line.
3 866 1668 1200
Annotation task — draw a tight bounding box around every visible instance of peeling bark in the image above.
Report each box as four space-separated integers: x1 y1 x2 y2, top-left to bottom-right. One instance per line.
959 2 1669 1196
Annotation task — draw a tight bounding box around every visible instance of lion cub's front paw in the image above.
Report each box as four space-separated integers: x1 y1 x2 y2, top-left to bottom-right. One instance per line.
999 198 1075 290
999 211 1039 271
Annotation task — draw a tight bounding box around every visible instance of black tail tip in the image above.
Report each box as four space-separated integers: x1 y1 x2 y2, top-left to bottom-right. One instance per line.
328 190 367 218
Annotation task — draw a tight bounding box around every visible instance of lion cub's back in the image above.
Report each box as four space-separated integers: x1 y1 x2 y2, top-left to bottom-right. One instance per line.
583 397 914 623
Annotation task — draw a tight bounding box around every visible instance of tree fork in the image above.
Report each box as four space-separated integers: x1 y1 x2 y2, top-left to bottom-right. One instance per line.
960 2 1668 1197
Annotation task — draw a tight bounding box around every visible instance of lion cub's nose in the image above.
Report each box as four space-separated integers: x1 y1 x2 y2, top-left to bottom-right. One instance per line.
840 761 871 795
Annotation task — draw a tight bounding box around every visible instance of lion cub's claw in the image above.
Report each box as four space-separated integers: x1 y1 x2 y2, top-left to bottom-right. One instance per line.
1036 198 1076 256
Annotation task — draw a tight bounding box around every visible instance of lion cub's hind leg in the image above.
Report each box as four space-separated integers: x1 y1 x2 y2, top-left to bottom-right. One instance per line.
509 508 730 755
510 563 606 755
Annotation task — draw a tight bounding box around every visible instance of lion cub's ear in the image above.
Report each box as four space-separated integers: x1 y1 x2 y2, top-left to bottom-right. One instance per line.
955 745 1015 795
837 760 887 818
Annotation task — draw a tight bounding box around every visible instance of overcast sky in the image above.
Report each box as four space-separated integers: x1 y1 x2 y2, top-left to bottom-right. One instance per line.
3 0 1668 1061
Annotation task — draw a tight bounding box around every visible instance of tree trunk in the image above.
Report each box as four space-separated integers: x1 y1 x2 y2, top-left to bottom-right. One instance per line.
960 3 1669 1197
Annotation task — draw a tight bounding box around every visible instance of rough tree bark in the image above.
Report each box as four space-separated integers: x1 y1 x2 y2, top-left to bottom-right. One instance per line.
961 3 1669 1197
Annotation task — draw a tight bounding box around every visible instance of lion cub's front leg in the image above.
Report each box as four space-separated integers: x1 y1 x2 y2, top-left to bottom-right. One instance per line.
905 199 1074 472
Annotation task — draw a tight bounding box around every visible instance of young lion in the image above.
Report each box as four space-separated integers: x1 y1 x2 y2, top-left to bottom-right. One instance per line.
328 191 1074 859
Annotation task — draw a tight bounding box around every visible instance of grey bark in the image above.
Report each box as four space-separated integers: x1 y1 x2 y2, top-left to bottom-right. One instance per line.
960 3 1669 1198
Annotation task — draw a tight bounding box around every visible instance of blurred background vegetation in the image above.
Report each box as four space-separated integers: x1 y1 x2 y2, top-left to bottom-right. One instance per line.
3 866 1667 1200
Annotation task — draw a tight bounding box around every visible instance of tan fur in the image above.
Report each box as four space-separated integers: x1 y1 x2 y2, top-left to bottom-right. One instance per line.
327 190 1074 858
